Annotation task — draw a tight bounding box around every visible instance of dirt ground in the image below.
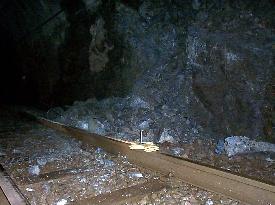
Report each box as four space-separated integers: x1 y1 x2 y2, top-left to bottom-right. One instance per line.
0 109 246 204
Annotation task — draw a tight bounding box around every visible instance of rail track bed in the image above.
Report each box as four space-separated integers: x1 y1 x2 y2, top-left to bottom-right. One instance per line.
0 110 274 205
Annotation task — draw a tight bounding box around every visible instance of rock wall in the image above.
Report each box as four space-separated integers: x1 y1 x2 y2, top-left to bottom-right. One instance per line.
111 1 274 139
1 0 274 140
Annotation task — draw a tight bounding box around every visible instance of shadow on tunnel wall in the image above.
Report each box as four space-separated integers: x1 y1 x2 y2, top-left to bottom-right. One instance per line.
0 0 129 108
54 0 129 106
54 0 92 105
0 25 39 106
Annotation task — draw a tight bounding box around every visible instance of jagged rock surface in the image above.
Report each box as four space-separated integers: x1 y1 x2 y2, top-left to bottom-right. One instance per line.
2 0 274 140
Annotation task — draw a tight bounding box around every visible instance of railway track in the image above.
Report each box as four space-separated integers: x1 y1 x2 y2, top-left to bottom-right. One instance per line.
0 164 29 205
0 111 275 205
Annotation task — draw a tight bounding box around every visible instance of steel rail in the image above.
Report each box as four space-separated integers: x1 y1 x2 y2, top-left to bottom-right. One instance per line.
0 165 29 205
0 187 10 205
27 114 275 205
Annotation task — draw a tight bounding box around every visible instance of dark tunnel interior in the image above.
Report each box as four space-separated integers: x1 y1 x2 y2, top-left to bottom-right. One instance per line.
0 0 274 204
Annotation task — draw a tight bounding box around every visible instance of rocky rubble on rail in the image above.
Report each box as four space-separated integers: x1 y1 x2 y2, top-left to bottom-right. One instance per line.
39 0 275 184
45 0 274 145
47 95 207 144
45 95 275 184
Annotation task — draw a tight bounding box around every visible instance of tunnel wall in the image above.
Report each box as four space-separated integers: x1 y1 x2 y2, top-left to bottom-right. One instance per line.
0 0 274 139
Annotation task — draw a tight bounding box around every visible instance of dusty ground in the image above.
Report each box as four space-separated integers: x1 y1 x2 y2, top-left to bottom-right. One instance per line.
126 180 241 205
0 108 246 204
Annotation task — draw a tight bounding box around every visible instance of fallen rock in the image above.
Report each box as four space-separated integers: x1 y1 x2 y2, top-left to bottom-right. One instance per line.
159 128 175 143
130 96 151 109
215 139 225 155
224 136 275 157
88 118 106 135
29 165 40 176
56 199 67 205
205 198 214 205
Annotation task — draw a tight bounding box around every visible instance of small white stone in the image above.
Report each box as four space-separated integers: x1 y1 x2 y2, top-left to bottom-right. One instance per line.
79 178 87 183
159 129 175 143
28 165 40 176
205 199 214 205
37 158 47 166
56 199 67 205
129 172 143 178
266 157 274 163
77 121 89 130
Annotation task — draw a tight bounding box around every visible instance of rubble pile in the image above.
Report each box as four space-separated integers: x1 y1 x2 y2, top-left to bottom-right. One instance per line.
48 95 207 144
